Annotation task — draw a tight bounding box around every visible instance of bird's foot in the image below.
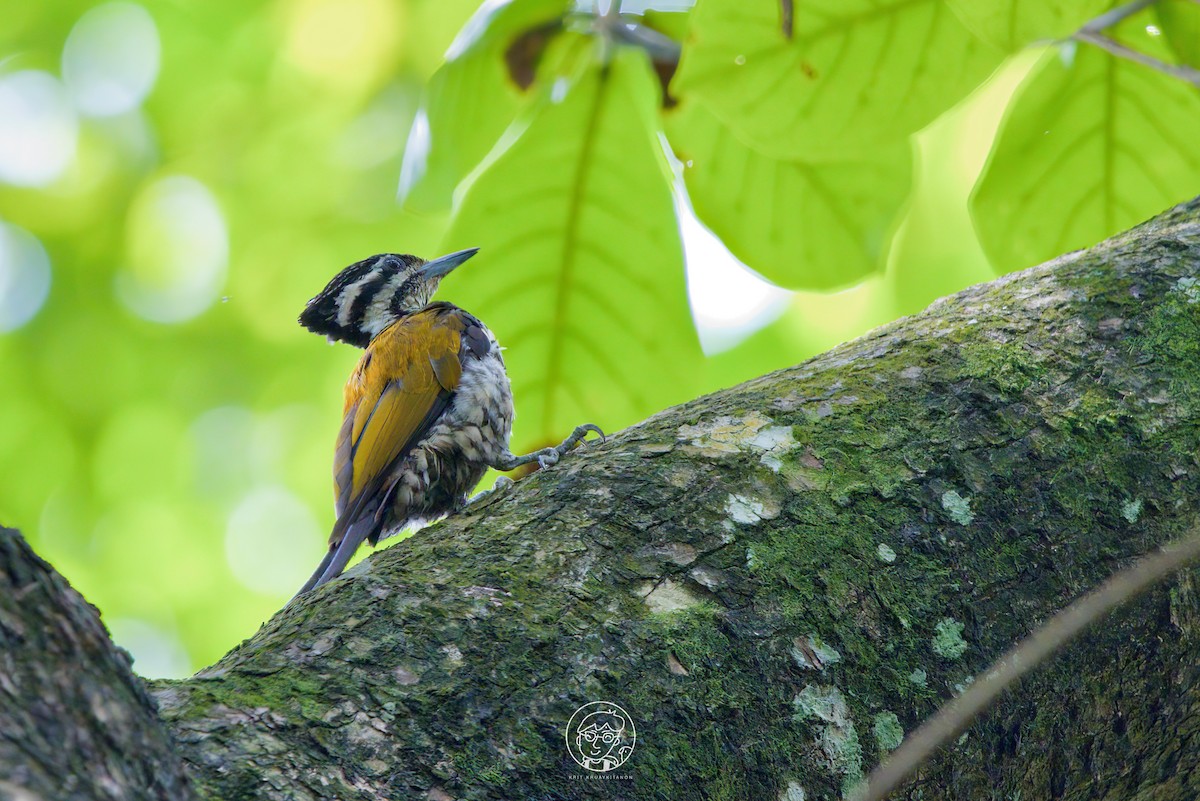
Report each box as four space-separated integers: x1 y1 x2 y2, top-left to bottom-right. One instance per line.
466 475 515 505
553 423 605 459
492 424 605 471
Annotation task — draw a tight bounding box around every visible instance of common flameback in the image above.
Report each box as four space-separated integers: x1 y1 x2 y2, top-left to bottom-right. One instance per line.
293 248 601 596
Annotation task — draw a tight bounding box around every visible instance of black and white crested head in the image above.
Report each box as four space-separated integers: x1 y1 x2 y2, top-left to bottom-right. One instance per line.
298 248 479 347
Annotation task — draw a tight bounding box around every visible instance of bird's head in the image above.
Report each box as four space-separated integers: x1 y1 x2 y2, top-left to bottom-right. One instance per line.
298 247 479 347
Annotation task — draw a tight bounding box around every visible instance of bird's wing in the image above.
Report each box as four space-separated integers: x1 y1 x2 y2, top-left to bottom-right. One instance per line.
333 405 357 518
296 310 466 596
341 314 465 531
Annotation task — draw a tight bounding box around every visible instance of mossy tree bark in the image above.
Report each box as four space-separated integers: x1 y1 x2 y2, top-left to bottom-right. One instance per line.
0 528 195 801
6 199 1200 801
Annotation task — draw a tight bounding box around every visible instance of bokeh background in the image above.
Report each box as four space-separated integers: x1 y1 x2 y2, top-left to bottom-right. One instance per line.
0 0 1157 676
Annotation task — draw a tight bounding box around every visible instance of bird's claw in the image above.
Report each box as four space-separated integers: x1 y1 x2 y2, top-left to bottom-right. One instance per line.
537 424 604 469
467 475 515 505
554 423 605 457
491 423 605 474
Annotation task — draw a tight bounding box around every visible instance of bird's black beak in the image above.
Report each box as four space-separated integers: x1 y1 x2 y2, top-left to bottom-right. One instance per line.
419 247 479 280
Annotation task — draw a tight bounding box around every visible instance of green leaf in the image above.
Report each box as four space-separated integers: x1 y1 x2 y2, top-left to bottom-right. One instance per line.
672 0 1004 160
971 38 1200 273
1157 0 1200 68
946 0 1115 52
441 46 703 448
399 0 570 214
640 8 692 43
666 99 910 290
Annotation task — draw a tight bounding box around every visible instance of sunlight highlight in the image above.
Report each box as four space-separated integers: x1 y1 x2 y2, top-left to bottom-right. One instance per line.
118 175 227 323
283 0 400 89
0 71 78 187
676 194 792 354
397 107 431 200
106 617 191 678
226 486 326 596
0 221 52 332
445 0 513 60
62 2 161 117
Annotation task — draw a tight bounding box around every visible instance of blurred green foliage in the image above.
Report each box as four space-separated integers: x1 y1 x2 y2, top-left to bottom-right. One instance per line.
0 0 1197 676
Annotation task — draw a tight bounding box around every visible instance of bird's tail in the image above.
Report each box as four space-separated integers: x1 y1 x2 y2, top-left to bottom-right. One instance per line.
290 513 377 601
293 547 336 599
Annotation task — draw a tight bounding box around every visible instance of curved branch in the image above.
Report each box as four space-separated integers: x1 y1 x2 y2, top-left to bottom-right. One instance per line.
5 198 1200 801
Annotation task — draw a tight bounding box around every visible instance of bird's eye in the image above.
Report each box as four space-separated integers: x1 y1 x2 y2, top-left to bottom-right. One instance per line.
378 254 407 272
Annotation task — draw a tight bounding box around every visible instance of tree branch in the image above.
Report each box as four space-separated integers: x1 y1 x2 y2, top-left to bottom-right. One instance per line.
865 525 1200 801
1079 0 1157 33
6 199 1200 800
158 196 1200 800
1073 29 1200 88
0 527 195 801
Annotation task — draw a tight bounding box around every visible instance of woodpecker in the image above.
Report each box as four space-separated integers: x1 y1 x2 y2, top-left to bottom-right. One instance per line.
294 248 601 595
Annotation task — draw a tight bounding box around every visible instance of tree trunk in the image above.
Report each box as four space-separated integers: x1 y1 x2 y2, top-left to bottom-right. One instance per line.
5 198 1200 801
0 528 195 801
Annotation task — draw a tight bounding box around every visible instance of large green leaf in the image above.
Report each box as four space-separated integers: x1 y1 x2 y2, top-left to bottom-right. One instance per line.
441 45 702 448
399 0 570 213
1157 0 1200 68
946 0 1115 52
666 99 910 290
971 37 1200 273
672 0 1004 160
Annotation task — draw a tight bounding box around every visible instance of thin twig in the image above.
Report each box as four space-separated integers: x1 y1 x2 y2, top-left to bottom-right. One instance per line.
1079 0 1156 33
612 23 682 63
861 526 1200 801
591 0 624 63
1074 29 1200 88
